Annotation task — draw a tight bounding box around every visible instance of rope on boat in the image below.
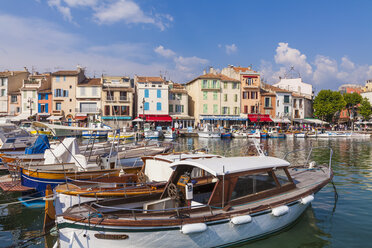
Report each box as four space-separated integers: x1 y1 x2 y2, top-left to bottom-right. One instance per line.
0 194 55 207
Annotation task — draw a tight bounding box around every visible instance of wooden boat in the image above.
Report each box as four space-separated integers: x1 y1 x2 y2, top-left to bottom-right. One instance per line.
107 128 136 140
53 152 221 215
82 123 112 139
57 147 333 248
220 129 232 138
0 123 37 151
267 127 286 138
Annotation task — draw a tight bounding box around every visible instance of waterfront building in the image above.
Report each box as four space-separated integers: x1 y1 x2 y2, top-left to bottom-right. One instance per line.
101 75 134 128
273 77 313 99
168 81 194 128
51 67 86 122
292 93 312 120
37 74 52 122
363 79 372 92
76 78 102 124
185 72 243 126
259 86 276 119
338 84 363 122
0 68 29 115
134 76 171 125
221 65 261 118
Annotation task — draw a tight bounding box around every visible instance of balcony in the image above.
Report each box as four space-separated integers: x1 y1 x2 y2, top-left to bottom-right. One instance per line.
76 107 101 114
53 110 64 115
119 96 129 102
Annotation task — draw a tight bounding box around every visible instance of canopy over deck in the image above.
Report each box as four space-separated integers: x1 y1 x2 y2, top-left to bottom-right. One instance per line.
32 121 109 132
170 156 290 176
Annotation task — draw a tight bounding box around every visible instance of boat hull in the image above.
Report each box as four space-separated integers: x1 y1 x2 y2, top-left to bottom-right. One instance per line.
58 200 311 248
198 132 220 138
82 131 109 139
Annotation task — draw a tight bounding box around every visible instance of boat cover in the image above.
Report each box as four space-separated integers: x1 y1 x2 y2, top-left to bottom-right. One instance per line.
44 138 81 164
25 135 50 154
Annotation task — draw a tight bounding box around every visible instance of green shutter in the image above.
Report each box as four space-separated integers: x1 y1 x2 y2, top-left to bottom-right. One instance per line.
203 104 208 113
217 81 220 88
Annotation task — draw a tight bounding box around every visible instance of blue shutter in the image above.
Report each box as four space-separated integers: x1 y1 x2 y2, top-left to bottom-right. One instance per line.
144 89 149 98
66 90 69 97
144 102 149 110
38 94 41 100
54 89 57 97
45 103 48 113
38 103 41 113
157 102 162 111
157 89 161 98
46 94 48 100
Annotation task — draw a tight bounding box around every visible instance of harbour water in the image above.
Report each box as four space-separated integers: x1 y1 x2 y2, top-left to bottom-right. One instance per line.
0 137 371 247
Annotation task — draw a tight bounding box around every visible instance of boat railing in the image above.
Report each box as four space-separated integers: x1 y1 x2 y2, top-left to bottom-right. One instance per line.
282 146 333 178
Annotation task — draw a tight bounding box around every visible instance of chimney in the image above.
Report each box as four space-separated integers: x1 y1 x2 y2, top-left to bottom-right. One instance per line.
24 67 28 72
203 69 206 75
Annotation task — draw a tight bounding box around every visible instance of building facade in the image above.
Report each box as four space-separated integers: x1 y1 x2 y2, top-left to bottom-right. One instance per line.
51 67 86 121
135 76 171 124
185 73 242 126
168 82 194 127
101 76 134 128
0 68 29 115
76 78 102 124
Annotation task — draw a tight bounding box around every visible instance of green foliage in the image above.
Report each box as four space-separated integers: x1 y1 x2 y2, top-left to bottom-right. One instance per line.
343 92 363 108
359 97 372 120
313 90 346 122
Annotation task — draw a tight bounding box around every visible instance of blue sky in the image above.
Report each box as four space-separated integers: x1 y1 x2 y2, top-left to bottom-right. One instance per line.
0 0 372 90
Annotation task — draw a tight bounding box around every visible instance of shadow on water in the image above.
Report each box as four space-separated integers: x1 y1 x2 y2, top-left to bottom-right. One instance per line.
1 137 372 247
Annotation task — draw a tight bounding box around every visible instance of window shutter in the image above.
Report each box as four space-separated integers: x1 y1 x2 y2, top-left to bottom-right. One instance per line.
38 94 41 100
45 103 48 113
38 103 41 113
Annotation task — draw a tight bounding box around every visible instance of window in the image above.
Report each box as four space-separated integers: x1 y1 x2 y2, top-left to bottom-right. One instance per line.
63 76 66 81
120 106 129 115
234 94 238 102
203 104 208 113
56 102 61 110
234 107 239 115
274 168 291 185
265 97 271 107
169 93 175 100
120 92 127 101
156 102 162 111
169 104 173 112
112 106 119 115
176 105 181 112
224 82 228 89
104 105 110 115
92 87 98 96
202 80 207 88
293 99 297 108
39 94 46 100
181 105 184 113
80 87 86 96
177 94 182 100
203 92 208 100
246 78 252 85
212 80 217 88
11 95 17 103
213 92 217 100
55 89 62 97
213 104 218 114
222 107 230 114
56 76 60 82
284 106 289 114
144 89 149 98
244 105 248 114
224 94 227 102
157 89 161 98
144 102 149 110
243 92 248 99
80 103 97 113
232 83 239 89
251 106 255 113
277 100 279 107
107 91 114 100
284 95 290 103
231 172 278 200
299 99 303 108
63 90 69 97
251 92 257 99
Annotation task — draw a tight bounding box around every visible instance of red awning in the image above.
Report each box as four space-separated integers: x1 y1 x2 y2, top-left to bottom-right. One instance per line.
75 116 87 121
243 75 258 78
139 114 172 122
248 114 272 122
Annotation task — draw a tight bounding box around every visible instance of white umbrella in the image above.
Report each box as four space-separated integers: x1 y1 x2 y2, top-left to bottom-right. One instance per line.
133 118 144 122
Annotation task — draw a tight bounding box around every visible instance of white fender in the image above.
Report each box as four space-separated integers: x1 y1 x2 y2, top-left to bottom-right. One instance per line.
181 223 207 234
230 215 252 225
300 194 314 205
272 205 289 217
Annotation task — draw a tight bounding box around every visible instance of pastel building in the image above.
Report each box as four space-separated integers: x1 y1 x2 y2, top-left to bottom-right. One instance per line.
134 76 171 124
338 84 363 122
101 75 134 128
37 78 52 122
0 68 29 115
168 81 194 127
76 78 102 123
51 67 86 122
185 72 243 126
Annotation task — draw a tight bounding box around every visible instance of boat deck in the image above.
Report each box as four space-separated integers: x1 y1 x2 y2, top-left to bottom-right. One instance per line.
64 165 331 222
0 175 34 192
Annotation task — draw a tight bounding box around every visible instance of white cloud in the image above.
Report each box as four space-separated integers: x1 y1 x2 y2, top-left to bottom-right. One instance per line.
63 0 98 7
274 42 312 75
260 42 372 90
225 44 237 55
48 0 73 23
154 46 176 58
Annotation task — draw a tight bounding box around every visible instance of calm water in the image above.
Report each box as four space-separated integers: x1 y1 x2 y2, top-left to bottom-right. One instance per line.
1 137 371 247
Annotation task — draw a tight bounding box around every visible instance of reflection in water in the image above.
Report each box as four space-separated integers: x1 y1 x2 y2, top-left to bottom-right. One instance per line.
0 137 372 247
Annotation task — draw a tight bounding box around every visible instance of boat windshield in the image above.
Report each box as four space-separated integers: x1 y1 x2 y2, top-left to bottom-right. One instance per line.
0 125 31 138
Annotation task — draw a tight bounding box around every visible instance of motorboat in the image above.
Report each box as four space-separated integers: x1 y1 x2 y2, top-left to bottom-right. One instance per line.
82 123 112 139
52 152 220 215
198 124 221 138
144 123 162 139
267 127 286 138
295 132 307 138
33 121 110 137
0 123 37 151
108 127 136 140
232 130 248 138
220 129 232 138
316 131 370 138
57 147 333 248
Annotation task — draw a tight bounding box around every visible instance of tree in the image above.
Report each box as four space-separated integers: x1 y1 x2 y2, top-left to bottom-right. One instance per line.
313 90 346 122
359 97 372 121
343 92 363 121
